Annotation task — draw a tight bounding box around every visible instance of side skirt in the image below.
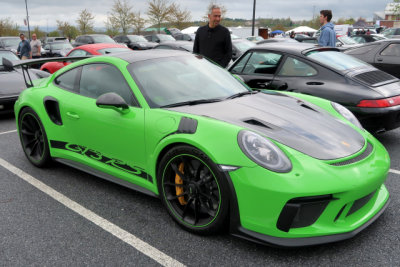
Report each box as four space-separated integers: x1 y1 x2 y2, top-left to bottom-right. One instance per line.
53 158 158 198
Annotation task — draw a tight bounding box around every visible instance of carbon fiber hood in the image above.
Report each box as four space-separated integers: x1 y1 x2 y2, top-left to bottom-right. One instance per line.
169 92 365 160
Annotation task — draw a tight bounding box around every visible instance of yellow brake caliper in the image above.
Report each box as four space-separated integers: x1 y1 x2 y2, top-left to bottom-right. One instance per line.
175 162 187 205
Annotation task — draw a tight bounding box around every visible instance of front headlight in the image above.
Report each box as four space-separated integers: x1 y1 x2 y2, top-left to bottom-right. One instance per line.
332 102 363 129
238 130 292 173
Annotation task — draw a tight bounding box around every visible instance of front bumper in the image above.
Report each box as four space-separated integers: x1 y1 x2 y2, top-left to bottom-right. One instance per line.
226 137 390 247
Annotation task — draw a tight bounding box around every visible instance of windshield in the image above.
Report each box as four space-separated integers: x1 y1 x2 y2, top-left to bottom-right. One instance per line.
97 47 131 54
92 35 116 43
128 55 249 108
234 40 256 52
50 43 73 50
2 38 20 47
306 50 369 71
0 50 19 70
159 35 176 41
338 36 357 45
129 35 148 42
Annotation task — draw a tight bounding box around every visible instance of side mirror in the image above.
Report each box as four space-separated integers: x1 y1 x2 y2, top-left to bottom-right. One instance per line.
96 92 130 114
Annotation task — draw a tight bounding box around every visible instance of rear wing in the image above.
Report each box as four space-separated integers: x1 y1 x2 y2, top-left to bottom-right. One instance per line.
2 56 90 88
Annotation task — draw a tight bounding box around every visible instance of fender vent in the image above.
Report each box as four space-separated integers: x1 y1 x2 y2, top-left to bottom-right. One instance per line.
330 142 372 166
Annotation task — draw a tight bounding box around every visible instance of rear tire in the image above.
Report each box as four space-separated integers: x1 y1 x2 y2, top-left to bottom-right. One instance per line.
18 107 52 167
157 145 229 235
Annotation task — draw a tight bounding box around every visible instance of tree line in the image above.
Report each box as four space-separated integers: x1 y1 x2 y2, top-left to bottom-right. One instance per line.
0 0 369 40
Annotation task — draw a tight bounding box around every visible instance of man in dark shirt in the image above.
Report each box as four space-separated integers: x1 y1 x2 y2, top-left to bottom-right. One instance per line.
17 33 31 60
193 5 232 68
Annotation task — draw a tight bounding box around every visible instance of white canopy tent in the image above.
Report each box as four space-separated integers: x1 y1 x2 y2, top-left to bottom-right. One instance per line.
285 26 317 34
181 26 199 34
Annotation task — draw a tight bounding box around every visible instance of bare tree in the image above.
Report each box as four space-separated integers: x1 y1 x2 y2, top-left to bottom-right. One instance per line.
107 0 135 34
147 0 174 33
132 11 147 34
105 17 120 37
168 3 192 30
0 18 19 36
76 9 95 34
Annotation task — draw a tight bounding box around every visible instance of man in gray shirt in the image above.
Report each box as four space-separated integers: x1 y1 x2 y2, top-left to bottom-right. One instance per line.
30 33 41 59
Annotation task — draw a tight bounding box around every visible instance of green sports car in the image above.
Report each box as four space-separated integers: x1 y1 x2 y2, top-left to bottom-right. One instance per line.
11 51 390 247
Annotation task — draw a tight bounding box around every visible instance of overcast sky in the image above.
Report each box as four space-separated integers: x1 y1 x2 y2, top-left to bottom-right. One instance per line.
0 0 390 29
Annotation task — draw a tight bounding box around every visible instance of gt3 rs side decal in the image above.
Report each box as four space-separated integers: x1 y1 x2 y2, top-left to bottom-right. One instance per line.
50 140 152 182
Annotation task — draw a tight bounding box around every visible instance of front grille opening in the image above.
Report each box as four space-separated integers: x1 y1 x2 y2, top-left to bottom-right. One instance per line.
330 142 373 166
346 190 376 217
277 195 332 232
354 70 397 86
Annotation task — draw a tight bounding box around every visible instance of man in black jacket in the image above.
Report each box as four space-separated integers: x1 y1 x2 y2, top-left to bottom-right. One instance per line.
193 5 232 68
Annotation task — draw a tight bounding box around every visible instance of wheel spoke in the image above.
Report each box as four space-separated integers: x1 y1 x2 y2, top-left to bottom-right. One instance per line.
171 162 190 181
20 128 35 136
22 120 34 132
164 181 185 188
181 157 195 176
25 138 37 149
199 175 213 185
194 199 200 225
166 192 187 201
195 163 205 180
29 140 39 157
182 197 194 219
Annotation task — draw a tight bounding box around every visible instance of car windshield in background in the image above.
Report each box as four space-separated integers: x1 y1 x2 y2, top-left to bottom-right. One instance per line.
129 36 148 42
97 47 131 54
50 43 73 50
306 51 369 71
92 35 116 43
159 35 176 41
234 41 256 52
3 38 20 47
128 55 249 108
338 36 358 45
0 50 19 63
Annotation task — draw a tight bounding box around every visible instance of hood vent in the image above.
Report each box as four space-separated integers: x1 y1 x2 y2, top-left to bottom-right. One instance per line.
243 118 273 129
353 70 397 86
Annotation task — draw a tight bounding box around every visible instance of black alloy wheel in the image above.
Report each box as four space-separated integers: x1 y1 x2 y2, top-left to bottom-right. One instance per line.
158 145 229 234
18 107 51 167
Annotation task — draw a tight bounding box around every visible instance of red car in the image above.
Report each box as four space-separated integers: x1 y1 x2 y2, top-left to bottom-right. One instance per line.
40 43 131 73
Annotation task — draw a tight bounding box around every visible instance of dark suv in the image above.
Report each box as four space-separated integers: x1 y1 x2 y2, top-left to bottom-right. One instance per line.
73 34 116 47
113 35 157 50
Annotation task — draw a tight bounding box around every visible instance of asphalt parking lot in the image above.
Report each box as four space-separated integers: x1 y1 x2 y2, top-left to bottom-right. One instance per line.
1 113 399 266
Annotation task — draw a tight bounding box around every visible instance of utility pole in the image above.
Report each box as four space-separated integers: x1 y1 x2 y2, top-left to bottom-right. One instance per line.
25 0 31 39
251 0 256 36
313 5 316 19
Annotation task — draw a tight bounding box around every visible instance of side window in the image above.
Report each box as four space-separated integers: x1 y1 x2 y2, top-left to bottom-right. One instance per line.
54 67 80 92
79 64 138 107
346 44 378 55
231 52 251 73
68 49 88 57
242 52 282 75
381 44 400 56
278 57 317 77
155 45 170 50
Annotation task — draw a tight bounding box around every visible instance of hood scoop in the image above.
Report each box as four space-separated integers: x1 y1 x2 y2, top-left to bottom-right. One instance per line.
243 118 274 130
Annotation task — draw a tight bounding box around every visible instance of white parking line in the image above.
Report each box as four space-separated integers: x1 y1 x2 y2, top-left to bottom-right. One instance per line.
389 169 400 175
0 158 185 267
0 130 17 135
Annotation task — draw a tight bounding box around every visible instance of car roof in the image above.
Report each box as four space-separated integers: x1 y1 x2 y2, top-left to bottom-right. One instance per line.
111 49 191 63
0 36 19 39
72 43 127 50
252 42 339 54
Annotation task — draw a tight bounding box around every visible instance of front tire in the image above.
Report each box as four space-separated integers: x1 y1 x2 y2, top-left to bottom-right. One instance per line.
157 145 229 235
18 107 52 167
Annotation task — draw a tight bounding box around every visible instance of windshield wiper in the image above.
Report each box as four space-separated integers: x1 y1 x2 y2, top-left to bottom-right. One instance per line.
160 98 222 108
226 90 258 99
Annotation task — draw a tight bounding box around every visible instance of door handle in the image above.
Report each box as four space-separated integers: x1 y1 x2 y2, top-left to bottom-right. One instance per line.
66 112 80 119
306 82 324 85
377 58 383 62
